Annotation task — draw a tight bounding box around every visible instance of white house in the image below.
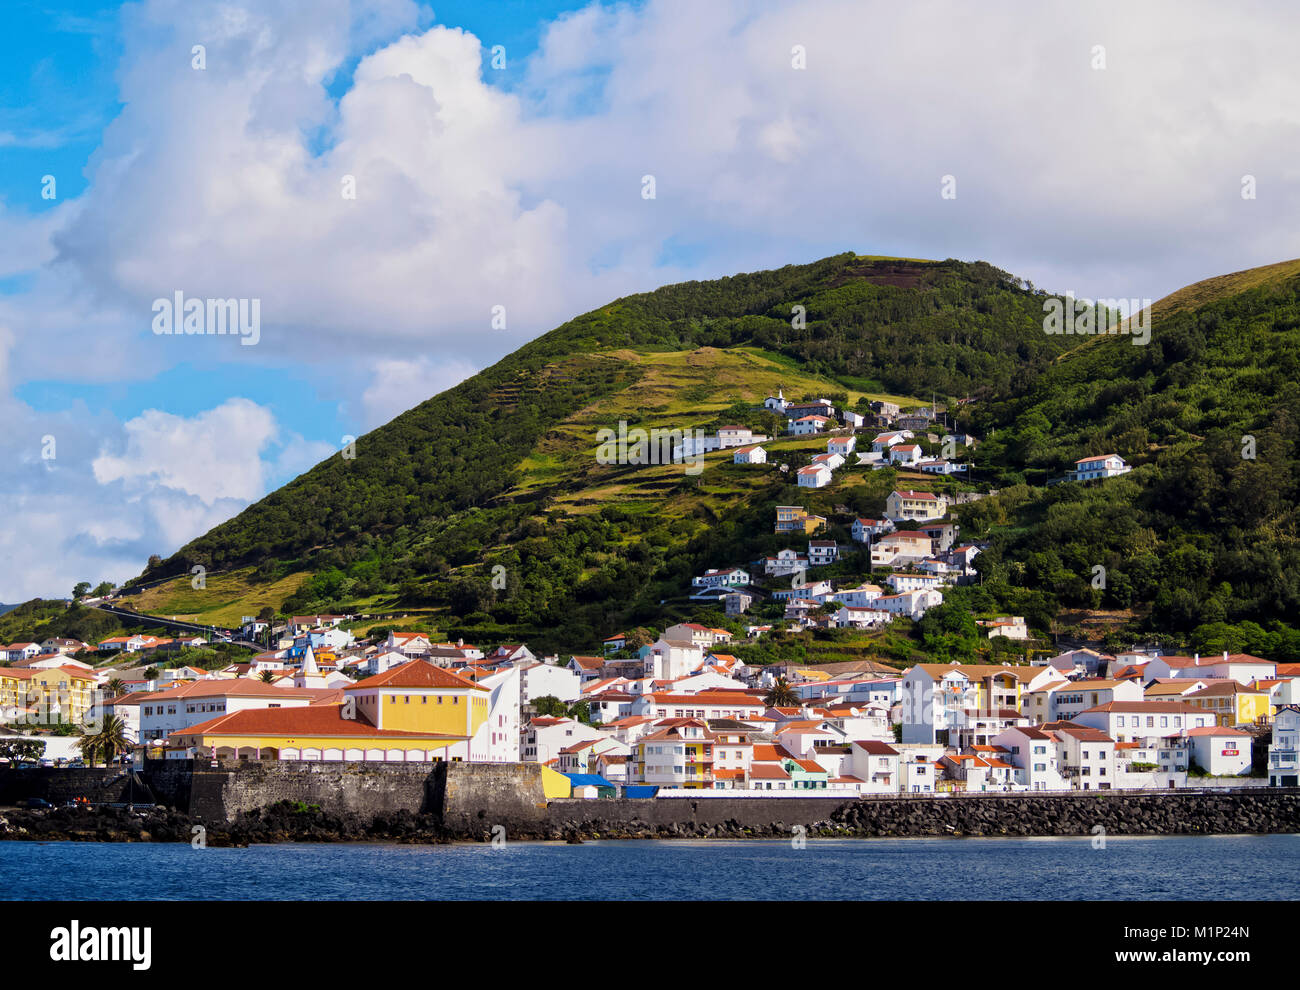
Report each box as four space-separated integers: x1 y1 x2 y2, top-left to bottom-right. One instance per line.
811 452 844 470
1187 726 1253 776
733 444 767 464
519 661 582 706
1072 701 1215 743
885 572 947 594
871 431 912 453
771 580 834 602
640 638 706 681
1046 723 1117 791
851 517 894 543
993 726 1069 791
790 415 833 436
845 740 901 793
807 541 840 566
1073 453 1132 481
692 567 751 590
827 435 856 457
825 582 884 608
717 425 764 448
832 605 891 630
976 616 1030 640
888 444 923 467
763 549 809 576
796 464 832 488
873 588 943 621
1047 678 1145 722
522 716 610 763
1143 652 1276 686
1268 705 1299 787
870 530 933 567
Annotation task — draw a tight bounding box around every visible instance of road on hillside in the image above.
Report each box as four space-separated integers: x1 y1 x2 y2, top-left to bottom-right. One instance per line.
85 602 263 651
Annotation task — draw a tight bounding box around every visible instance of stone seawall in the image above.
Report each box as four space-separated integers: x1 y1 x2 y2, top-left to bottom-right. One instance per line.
4 763 1298 842
0 767 134 806
539 791 1300 840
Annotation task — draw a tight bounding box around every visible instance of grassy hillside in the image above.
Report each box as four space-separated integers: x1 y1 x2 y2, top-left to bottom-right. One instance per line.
962 268 1300 656
119 253 1300 659
126 255 1064 649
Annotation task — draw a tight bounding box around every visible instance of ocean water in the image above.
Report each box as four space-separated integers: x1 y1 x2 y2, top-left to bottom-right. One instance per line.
3 834 1298 900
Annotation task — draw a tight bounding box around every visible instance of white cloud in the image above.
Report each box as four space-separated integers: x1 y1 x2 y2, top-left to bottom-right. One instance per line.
5 0 1300 598
358 356 478 431
92 399 279 504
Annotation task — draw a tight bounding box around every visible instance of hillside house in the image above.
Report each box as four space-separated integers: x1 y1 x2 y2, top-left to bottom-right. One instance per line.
790 415 834 436
870 530 934 567
808 541 840 566
977 616 1029 640
796 464 833 488
851 517 894 543
733 444 766 464
888 444 923 467
691 567 751 591
1072 453 1132 481
775 506 827 535
885 489 948 522
811 452 844 470
763 549 809 576
717 425 766 448
827 435 856 457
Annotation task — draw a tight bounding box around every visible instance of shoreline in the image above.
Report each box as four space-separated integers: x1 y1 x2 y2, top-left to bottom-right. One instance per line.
3 802 1298 847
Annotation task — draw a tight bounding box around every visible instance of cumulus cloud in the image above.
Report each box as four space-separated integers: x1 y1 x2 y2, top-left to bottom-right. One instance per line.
4 0 1300 597
358 355 479 431
92 399 280 504
0 394 319 601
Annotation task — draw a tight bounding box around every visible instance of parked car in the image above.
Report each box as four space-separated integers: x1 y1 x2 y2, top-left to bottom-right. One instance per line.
25 798 53 810
66 759 86 768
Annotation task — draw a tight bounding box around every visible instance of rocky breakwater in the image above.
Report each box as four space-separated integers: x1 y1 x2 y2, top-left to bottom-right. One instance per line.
828 791 1300 838
0 801 457 846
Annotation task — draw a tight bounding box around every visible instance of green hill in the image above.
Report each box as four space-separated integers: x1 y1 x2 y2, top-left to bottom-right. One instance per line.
964 265 1300 655
121 253 1300 659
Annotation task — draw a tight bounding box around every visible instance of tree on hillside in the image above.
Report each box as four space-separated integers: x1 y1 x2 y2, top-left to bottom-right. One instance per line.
72 582 91 600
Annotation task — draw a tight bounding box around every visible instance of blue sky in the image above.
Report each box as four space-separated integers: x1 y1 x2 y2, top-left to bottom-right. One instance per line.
1 0 601 441
2 0 1296 600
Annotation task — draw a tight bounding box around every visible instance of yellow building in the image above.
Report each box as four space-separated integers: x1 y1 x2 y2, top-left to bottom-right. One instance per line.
774 505 827 535
1184 681 1272 727
0 666 98 728
168 660 490 761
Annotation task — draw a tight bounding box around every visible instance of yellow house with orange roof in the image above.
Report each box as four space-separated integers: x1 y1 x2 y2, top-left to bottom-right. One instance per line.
167 660 491 761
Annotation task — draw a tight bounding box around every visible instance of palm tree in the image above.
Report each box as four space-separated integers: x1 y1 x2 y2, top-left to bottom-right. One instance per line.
258 670 276 683
764 676 799 708
78 714 130 767
105 678 125 698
